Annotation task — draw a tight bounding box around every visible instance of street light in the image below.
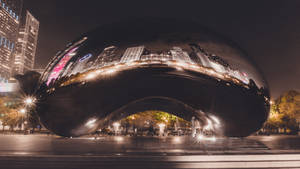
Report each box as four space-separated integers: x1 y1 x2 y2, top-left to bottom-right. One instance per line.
19 108 26 115
24 97 36 106
113 122 120 135
22 96 36 132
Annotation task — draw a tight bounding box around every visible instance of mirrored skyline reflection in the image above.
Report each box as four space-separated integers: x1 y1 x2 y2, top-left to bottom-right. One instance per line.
41 40 266 91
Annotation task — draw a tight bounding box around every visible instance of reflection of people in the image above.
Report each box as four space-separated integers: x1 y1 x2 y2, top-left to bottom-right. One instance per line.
174 117 179 132
148 123 154 136
134 128 137 135
125 120 129 135
191 116 196 137
195 120 201 131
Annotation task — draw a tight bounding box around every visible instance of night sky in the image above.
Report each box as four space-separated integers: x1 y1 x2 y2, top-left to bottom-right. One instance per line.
23 0 300 98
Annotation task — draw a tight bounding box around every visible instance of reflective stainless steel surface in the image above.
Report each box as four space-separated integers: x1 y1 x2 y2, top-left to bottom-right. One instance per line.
34 19 269 137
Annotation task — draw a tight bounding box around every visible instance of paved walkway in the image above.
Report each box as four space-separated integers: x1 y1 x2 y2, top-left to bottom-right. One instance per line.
0 135 300 168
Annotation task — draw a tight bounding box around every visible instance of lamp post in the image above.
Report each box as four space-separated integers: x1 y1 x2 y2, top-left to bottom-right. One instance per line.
19 108 26 131
22 96 36 132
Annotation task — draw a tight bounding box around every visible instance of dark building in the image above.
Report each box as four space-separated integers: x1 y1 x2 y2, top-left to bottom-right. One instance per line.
93 46 117 67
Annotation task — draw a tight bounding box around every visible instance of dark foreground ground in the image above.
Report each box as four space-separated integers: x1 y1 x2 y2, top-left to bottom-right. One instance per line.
1 135 300 169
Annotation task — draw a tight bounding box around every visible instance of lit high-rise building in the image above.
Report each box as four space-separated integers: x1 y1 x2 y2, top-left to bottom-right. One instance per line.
5 0 22 16
13 10 39 75
0 0 21 82
190 44 212 67
93 46 117 67
120 46 144 63
170 46 192 63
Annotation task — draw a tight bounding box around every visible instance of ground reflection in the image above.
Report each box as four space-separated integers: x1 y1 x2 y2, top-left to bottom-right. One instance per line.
1 134 300 157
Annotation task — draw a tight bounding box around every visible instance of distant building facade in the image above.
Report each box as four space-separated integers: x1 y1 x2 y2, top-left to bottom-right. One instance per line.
4 0 22 17
13 10 39 75
93 46 117 67
120 46 144 63
170 46 192 63
0 0 21 82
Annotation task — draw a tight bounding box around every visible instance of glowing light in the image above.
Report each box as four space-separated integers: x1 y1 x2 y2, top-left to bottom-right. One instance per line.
114 136 124 142
210 136 216 142
196 134 217 142
158 123 166 128
172 137 182 144
103 68 117 75
46 47 79 86
113 122 121 135
210 115 220 125
126 61 136 66
113 64 122 69
19 108 26 114
85 118 97 128
113 122 120 128
190 64 199 69
197 134 204 141
96 69 103 74
176 61 188 67
85 72 97 80
175 66 183 71
24 97 35 106
79 53 92 62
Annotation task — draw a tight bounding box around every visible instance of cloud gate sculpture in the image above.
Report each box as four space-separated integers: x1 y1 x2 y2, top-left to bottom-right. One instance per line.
31 19 270 137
